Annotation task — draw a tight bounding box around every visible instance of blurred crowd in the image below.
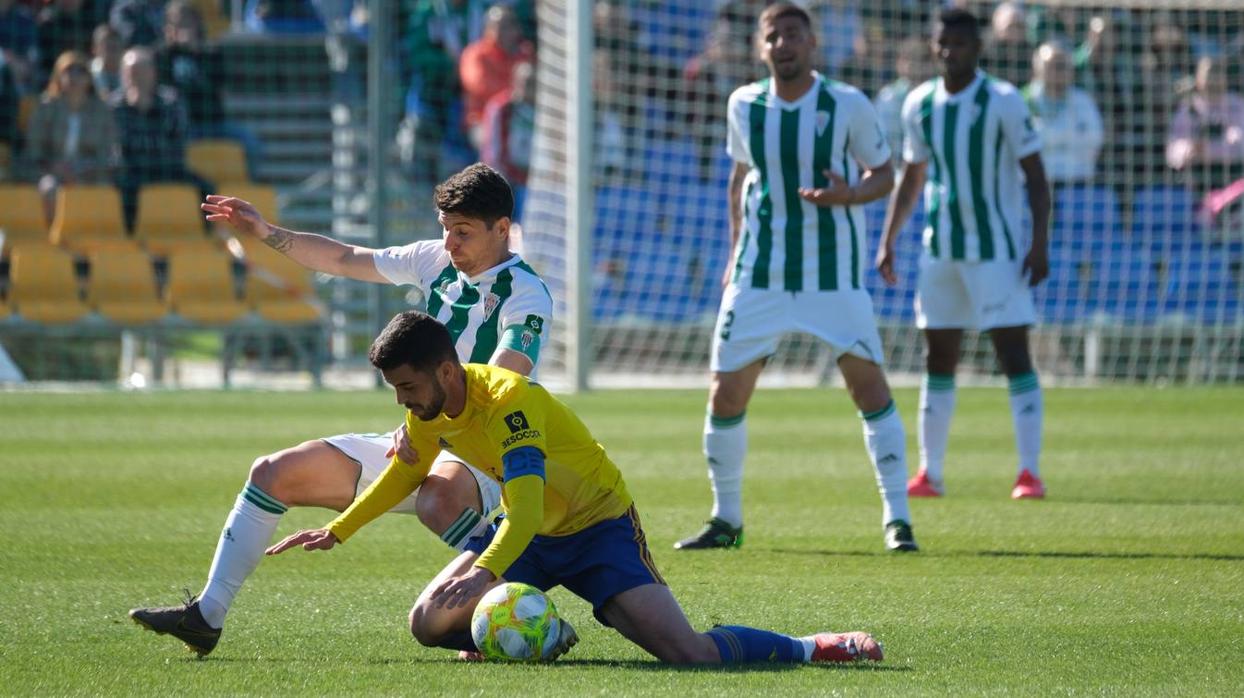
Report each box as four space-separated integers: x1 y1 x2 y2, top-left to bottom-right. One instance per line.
3 0 1243 230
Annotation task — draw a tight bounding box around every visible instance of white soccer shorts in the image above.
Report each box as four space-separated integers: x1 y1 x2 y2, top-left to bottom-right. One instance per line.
321 432 502 516
915 255 1037 331
710 284 887 373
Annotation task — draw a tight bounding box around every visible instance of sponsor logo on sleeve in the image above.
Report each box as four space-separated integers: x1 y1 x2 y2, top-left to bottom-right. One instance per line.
500 410 541 448
524 315 544 334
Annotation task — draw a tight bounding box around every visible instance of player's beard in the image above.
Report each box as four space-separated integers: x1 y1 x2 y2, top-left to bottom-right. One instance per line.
407 380 448 421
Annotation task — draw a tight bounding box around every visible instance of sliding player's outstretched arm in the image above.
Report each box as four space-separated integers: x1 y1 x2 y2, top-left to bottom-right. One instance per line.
202 195 387 282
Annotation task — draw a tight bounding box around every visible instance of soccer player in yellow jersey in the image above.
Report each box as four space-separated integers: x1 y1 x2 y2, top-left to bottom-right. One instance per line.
268 311 885 664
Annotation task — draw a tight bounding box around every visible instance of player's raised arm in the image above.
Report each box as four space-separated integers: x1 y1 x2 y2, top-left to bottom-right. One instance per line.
202 195 388 283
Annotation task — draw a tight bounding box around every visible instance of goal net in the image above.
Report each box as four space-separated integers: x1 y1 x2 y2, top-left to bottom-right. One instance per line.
526 0 1244 388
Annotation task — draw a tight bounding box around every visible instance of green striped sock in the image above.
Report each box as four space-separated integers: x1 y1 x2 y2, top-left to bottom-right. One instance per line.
440 508 483 551
1008 372 1040 396
860 399 897 422
242 483 287 515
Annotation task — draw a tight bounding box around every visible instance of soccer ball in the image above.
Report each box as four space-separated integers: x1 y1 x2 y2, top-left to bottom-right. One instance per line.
470 582 562 661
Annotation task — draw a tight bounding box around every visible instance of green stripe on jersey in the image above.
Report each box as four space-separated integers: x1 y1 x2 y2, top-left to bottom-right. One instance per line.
425 264 458 319
779 108 804 291
993 126 1017 259
968 83 995 260
942 101 967 259
468 268 514 363
733 180 754 285
813 87 838 291
842 132 861 289
920 89 941 257
444 282 481 345
748 82 773 289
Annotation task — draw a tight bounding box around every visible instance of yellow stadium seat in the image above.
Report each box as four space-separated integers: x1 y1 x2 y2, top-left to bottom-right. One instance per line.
0 184 53 249
9 245 91 323
187 139 248 185
134 183 215 255
17 94 37 135
87 249 166 325
246 254 322 324
190 0 230 40
0 294 10 319
49 185 138 254
165 249 248 324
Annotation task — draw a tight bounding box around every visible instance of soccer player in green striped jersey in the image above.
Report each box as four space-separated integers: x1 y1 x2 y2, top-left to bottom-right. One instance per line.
879 9 1052 501
675 3 918 554
129 164 553 656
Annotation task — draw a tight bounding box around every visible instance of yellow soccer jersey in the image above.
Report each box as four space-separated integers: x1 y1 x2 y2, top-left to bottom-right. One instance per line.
326 364 633 577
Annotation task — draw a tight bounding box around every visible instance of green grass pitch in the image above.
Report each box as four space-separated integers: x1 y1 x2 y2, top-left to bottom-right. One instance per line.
1 387 1241 695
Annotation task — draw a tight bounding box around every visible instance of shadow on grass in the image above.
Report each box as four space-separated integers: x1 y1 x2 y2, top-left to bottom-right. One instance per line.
978 550 1244 562
192 656 908 673
762 548 1244 562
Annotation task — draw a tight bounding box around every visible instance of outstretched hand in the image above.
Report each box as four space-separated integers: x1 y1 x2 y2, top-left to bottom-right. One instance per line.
384 422 419 464
798 170 855 207
202 195 269 239
266 528 339 555
430 567 495 610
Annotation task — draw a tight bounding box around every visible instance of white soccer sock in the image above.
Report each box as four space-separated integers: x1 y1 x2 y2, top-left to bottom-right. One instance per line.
1007 373 1043 477
861 400 912 526
704 411 747 528
197 483 287 629
919 373 956 483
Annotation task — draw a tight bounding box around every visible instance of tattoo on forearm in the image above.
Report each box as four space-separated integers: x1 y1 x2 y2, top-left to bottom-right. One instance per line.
264 226 294 253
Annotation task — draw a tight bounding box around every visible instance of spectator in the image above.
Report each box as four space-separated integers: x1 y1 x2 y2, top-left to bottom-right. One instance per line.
1167 56 1244 199
682 12 761 179
981 2 1032 89
0 0 38 89
837 21 891 96
874 36 933 161
23 50 119 222
91 23 123 101
36 0 96 83
459 4 533 150
156 0 261 176
244 0 325 35
480 60 534 189
0 50 19 160
111 46 212 230
1024 41 1103 187
808 0 861 74
404 0 480 185
110 0 165 48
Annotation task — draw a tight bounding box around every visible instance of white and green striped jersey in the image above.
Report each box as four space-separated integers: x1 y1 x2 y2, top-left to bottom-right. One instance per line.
901 71 1042 262
372 241 552 370
727 73 891 292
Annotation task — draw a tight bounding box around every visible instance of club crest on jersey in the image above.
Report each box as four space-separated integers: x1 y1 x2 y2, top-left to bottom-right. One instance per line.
520 330 535 349
436 277 453 297
504 411 530 433
816 110 830 136
483 292 500 319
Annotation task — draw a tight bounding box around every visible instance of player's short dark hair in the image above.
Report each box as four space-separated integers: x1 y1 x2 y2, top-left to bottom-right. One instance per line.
434 163 514 228
937 8 982 40
758 2 812 31
368 311 458 373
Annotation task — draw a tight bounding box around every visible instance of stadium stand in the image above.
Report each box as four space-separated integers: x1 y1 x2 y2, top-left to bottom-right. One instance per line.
0 184 51 250
86 248 165 325
49 185 137 254
165 248 249 325
133 183 214 255
8 245 90 324
188 138 251 186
